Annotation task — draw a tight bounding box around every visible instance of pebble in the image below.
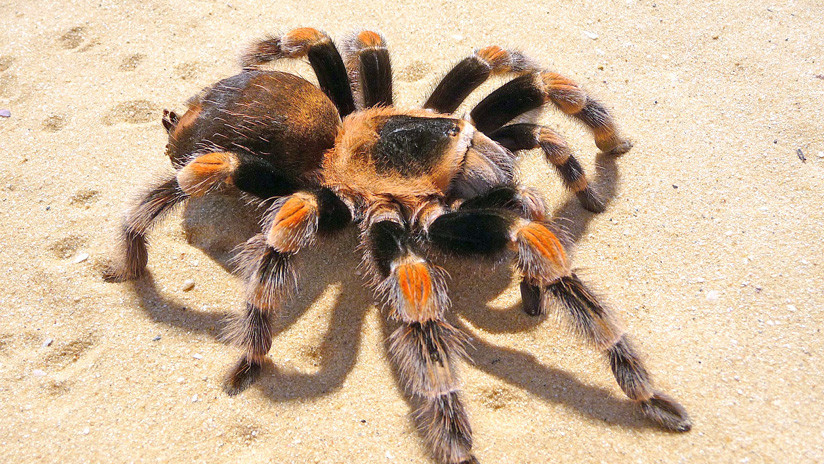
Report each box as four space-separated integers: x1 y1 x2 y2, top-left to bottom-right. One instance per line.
152 335 161 341
583 30 599 40
0 109 10 118
42 338 54 347
787 305 797 312
193 353 203 360
182 279 195 292
81 427 90 435
177 377 185 383
706 290 720 301
192 394 199 402
450 34 464 42
32 369 47 377
817 151 824 159
71 252 89 263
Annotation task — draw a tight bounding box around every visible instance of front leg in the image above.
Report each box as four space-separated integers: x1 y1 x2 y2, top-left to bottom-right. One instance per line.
364 211 477 464
224 188 351 394
425 208 692 432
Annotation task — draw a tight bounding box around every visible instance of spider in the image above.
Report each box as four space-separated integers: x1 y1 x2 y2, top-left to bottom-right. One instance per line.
104 28 691 464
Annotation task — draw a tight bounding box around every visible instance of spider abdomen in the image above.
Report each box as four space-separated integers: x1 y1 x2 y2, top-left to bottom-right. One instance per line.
166 70 340 179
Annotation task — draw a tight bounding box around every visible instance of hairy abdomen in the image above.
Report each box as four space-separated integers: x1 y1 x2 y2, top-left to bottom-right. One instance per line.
167 70 340 179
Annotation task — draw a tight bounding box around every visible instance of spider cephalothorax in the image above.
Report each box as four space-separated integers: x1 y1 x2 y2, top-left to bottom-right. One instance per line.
105 28 690 464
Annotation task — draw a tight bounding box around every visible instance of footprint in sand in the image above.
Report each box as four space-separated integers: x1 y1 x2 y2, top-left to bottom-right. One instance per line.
0 73 17 98
59 26 86 50
119 53 145 72
397 60 432 82
69 188 100 206
48 234 87 259
42 114 67 132
104 100 160 125
175 61 206 82
481 385 519 411
42 336 95 370
0 55 14 72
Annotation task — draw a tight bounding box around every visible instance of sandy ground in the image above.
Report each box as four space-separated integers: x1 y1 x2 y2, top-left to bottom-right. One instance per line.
1 0 823 462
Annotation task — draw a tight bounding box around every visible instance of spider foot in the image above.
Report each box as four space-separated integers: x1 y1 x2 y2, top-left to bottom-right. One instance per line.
640 391 692 432
576 188 606 213
223 357 263 396
604 139 633 156
520 280 543 316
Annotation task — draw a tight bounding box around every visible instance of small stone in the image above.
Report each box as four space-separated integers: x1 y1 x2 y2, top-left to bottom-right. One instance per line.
0 109 10 118
32 369 47 377
177 377 185 383
42 338 54 347
152 335 161 341
706 290 720 301
787 305 797 312
817 151 824 159
583 30 599 40
182 279 195 292
71 252 89 263
81 427 90 435
451 34 464 42
193 353 203 360
191 394 199 402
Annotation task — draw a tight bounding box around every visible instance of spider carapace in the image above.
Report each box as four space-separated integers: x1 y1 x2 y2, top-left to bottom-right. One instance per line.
105 28 690 464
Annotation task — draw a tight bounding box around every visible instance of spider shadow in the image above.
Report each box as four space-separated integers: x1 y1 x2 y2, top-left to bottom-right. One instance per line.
128 194 373 401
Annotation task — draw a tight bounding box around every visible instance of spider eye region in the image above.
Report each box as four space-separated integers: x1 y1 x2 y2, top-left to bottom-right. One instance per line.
373 115 459 176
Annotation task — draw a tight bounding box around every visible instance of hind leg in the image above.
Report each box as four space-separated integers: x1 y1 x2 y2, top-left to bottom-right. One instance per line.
224 189 351 394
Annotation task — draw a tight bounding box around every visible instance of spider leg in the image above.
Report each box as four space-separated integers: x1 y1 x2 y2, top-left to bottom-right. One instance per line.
175 151 301 199
343 30 393 108
224 188 351 394
470 72 632 154
363 209 476 464
490 123 605 212
241 27 356 117
103 176 187 282
425 209 691 432
424 46 536 114
456 185 549 222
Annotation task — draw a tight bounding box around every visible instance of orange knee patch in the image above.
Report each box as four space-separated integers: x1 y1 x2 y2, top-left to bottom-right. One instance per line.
285 27 326 47
356 30 384 48
396 262 436 321
268 195 317 252
518 222 568 269
273 196 312 230
177 152 236 197
476 45 510 71
541 72 586 113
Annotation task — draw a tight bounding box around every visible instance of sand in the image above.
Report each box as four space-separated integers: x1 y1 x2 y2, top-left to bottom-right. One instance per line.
1 0 823 462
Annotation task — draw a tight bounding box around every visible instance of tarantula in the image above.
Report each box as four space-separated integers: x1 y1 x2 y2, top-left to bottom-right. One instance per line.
105 28 691 464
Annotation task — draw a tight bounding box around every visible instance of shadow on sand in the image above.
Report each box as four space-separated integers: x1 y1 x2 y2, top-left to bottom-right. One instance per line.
120 150 662 440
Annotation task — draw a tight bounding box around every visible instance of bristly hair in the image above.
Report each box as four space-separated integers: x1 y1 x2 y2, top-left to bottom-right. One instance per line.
230 234 298 310
542 272 624 349
412 391 474 464
389 320 470 397
376 261 451 322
